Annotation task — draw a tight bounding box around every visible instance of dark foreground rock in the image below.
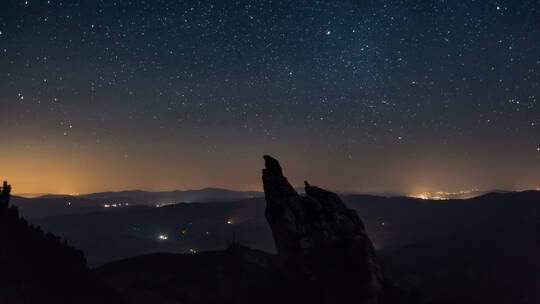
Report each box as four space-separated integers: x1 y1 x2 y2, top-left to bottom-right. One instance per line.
262 155 384 303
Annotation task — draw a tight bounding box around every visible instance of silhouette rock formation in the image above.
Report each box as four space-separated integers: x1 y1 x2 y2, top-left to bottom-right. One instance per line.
262 155 383 303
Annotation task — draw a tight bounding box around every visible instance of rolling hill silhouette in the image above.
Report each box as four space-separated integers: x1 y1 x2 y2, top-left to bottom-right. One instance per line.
11 188 263 219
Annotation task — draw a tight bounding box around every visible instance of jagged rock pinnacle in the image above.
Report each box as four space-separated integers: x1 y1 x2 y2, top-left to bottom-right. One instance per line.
262 156 383 304
263 155 283 176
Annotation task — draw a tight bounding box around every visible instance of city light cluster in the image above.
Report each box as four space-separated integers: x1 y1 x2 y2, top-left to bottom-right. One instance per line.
103 202 129 208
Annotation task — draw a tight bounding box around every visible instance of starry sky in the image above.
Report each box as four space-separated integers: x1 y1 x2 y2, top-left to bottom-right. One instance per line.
1 0 539 195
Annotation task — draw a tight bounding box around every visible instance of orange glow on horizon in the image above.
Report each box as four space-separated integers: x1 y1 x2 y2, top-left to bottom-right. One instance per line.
2 140 539 196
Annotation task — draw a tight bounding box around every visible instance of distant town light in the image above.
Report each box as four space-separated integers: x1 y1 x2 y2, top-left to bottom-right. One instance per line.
409 189 479 200
155 202 175 208
226 220 233 225
411 193 429 200
158 234 168 240
188 248 198 254
103 202 127 208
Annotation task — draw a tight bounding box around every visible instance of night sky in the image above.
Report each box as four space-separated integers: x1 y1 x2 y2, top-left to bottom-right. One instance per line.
1 0 539 195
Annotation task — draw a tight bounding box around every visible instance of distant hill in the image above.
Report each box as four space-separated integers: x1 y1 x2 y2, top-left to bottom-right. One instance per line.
11 188 263 219
80 188 262 203
13 188 521 220
15 193 59 198
33 194 79 199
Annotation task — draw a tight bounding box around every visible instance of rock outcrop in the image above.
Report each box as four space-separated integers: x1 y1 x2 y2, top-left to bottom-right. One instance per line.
262 155 383 303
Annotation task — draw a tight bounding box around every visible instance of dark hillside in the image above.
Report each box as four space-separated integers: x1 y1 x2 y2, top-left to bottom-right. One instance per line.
0 182 121 304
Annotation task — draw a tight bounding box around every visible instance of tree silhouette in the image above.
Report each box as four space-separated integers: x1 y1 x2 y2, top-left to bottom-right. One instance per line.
0 181 10 211
0 180 121 303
